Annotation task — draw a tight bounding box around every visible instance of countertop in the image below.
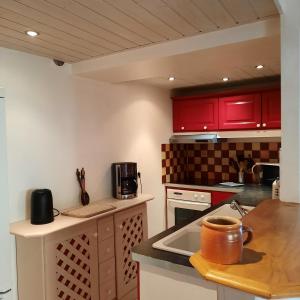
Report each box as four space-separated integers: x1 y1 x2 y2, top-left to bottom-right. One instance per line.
10 194 153 238
133 184 272 269
190 200 300 299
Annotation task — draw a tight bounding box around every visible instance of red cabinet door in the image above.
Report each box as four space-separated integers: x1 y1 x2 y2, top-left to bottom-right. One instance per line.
173 97 219 132
219 93 261 130
261 89 281 129
211 191 235 206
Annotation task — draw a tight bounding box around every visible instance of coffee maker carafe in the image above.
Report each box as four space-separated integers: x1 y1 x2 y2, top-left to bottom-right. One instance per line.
112 162 138 199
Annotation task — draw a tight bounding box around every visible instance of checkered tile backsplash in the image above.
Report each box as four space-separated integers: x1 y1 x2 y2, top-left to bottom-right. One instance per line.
161 142 280 185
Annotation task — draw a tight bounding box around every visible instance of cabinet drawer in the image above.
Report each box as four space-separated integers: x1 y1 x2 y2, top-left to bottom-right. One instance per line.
98 216 114 241
99 257 115 284
100 279 116 300
99 236 115 262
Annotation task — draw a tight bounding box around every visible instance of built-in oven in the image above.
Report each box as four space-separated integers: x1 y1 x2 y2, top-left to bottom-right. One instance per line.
167 188 211 228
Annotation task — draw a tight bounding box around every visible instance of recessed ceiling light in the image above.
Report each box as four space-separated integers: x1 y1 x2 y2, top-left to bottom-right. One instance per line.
25 30 39 37
256 64 264 69
222 77 229 82
168 76 175 81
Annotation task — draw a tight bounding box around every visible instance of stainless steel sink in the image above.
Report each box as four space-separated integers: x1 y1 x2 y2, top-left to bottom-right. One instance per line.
152 204 254 256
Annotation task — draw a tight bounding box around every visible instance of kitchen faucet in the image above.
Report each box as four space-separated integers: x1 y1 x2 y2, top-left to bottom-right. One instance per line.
230 200 248 217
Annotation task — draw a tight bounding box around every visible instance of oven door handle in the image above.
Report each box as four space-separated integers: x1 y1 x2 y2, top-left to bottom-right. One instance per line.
168 199 210 210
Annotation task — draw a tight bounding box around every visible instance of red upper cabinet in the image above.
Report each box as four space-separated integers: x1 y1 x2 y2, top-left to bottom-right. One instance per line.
219 93 262 130
261 89 281 129
173 97 219 132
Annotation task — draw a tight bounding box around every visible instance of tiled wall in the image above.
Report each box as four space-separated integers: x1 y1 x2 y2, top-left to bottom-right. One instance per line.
162 142 280 185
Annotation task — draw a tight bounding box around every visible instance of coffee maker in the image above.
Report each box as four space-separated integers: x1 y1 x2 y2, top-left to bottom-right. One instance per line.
112 162 138 199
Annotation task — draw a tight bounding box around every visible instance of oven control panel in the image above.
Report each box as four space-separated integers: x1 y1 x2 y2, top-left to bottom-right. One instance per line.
167 189 211 203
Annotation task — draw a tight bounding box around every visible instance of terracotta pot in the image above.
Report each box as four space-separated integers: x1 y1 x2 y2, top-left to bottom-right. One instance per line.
200 216 253 264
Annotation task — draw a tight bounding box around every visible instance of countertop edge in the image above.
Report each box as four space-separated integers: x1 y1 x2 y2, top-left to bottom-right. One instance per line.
10 194 154 238
164 183 244 193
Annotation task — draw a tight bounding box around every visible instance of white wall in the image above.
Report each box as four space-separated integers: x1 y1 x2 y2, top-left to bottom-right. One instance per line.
0 47 172 299
277 0 300 202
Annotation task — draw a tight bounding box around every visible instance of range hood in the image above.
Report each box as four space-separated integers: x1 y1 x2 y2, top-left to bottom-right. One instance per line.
170 133 222 143
170 130 282 144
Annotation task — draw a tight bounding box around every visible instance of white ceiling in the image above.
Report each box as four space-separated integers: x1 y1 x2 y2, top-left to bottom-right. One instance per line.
73 17 280 89
0 0 279 63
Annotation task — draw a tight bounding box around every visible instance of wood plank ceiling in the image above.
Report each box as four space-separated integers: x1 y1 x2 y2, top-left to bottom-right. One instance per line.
0 0 279 63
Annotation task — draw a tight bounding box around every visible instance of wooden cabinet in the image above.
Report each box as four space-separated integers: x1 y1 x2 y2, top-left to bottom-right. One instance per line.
219 93 262 130
261 89 281 129
211 191 235 206
14 203 149 300
44 221 100 300
114 203 148 299
172 88 281 132
173 97 219 132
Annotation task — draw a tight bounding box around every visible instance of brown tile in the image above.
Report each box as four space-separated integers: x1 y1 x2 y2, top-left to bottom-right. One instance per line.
222 173 229 181
202 157 208 164
269 151 278 159
200 144 208 150
214 143 221 150
162 160 166 167
222 165 229 172
208 150 214 157
162 175 166 183
260 150 269 160
261 143 269 150
236 143 244 150
208 172 215 180
215 157 221 165
252 150 260 159
244 143 252 150
208 143 214 150
166 144 170 151
222 150 229 158
229 143 236 150
208 165 214 172
161 144 166 151
215 172 222 182
269 142 279 151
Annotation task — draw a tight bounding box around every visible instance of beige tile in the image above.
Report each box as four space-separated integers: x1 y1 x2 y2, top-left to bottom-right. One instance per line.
236 143 244 150
269 143 279 151
244 150 252 158
252 143 260 151
215 165 222 172
170 167 173 174
162 168 166 176
221 143 229 150
208 172 215 179
208 158 215 165
166 174 170 182
229 150 236 158
222 173 229 181
201 165 208 172
215 150 221 158
194 157 201 164
201 150 208 157
169 152 174 159
222 158 229 165
166 159 170 167
166 144 170 151
161 152 166 160
195 171 201 179
208 143 214 150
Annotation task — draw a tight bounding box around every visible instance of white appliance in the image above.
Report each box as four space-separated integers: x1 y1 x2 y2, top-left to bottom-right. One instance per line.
167 188 211 228
0 90 12 299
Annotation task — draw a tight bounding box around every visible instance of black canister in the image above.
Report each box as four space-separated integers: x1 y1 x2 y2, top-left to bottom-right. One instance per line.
31 189 54 225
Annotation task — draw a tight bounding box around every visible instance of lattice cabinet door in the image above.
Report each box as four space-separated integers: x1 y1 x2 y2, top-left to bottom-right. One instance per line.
44 220 99 300
114 203 148 299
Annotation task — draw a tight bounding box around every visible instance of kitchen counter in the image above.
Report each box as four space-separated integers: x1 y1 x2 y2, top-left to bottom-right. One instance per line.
133 184 272 270
165 183 272 206
190 200 300 299
10 193 153 238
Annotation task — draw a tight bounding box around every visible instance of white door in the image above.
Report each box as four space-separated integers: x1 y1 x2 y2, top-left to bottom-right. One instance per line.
0 88 12 299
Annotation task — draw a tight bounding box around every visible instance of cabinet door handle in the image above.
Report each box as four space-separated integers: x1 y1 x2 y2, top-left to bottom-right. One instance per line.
119 224 123 230
106 227 110 232
108 289 112 295
180 126 185 130
203 125 207 130
262 123 266 127
106 248 111 253
256 123 261 128
93 232 98 238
